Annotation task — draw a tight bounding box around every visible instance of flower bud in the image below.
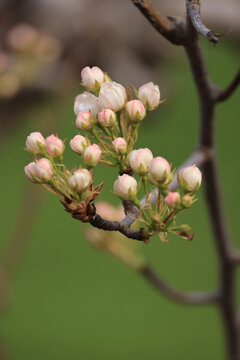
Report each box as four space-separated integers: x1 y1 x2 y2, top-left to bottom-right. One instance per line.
149 157 170 183
182 195 193 208
26 132 45 153
83 144 102 167
165 192 180 207
24 162 39 183
178 165 202 192
76 111 94 131
98 108 116 128
81 66 105 90
74 92 100 118
125 100 146 122
112 137 127 155
129 148 153 175
69 135 88 155
68 169 91 193
99 81 126 112
35 158 53 183
45 135 64 157
138 82 160 111
114 174 138 201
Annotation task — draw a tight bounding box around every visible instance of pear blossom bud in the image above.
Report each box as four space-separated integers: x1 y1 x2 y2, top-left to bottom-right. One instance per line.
112 137 127 155
138 82 160 111
114 174 138 201
165 192 180 207
35 158 53 183
74 92 100 118
83 144 102 167
24 162 38 183
76 111 94 131
69 135 88 155
178 165 202 192
126 100 146 122
81 66 105 90
68 169 91 193
26 132 45 153
182 195 193 208
97 108 116 127
129 148 153 175
99 81 126 111
46 135 65 157
149 157 170 183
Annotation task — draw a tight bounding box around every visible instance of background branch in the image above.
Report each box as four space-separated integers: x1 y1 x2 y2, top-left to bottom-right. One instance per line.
214 68 240 102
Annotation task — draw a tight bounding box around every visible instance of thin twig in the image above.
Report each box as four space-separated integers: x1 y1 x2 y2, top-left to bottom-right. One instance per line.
214 68 240 102
140 266 219 305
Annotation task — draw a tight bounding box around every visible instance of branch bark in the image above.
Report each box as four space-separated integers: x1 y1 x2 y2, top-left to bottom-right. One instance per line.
214 68 240 102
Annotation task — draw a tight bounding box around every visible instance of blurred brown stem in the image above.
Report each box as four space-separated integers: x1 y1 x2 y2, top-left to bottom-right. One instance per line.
131 0 240 359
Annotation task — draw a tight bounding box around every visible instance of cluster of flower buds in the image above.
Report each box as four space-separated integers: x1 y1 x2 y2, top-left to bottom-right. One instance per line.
24 66 202 244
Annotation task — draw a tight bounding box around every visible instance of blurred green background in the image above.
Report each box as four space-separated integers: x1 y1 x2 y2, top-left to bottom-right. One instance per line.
0 1 240 359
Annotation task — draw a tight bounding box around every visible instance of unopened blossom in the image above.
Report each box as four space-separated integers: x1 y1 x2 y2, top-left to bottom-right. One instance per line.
97 108 116 127
129 148 153 175
69 135 88 155
112 137 127 155
68 169 91 193
24 162 39 183
138 82 160 111
165 192 180 207
83 144 102 167
76 111 94 131
178 165 202 192
125 100 146 122
74 92 100 118
46 135 64 157
114 174 138 201
182 195 193 208
26 132 45 153
149 157 170 183
99 81 126 112
81 66 105 90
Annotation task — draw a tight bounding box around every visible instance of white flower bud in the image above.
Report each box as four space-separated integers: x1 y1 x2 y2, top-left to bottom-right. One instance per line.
69 135 88 154
114 174 138 200
34 158 53 183
45 135 64 157
138 82 160 111
74 92 100 118
98 108 116 127
26 132 45 153
178 165 202 192
112 137 127 155
149 157 170 183
99 81 126 111
24 162 39 183
68 169 91 193
129 148 153 175
83 144 102 167
125 100 146 122
76 111 94 131
81 66 105 90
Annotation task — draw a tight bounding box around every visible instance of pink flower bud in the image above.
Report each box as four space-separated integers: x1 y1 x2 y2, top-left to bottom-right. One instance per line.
182 195 193 208
24 162 38 183
35 158 53 183
125 100 146 122
74 92 100 118
81 66 105 90
99 81 126 111
178 165 202 192
165 192 180 207
114 174 138 200
26 132 45 153
138 82 160 111
129 148 153 175
112 137 127 154
68 169 91 193
83 144 102 167
97 108 116 127
46 135 64 157
76 111 94 131
69 135 88 155
149 157 170 183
